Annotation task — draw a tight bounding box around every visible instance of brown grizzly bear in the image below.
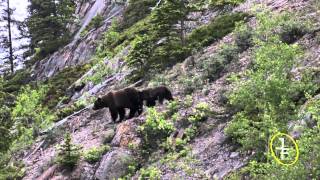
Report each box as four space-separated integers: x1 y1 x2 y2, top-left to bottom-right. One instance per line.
140 86 174 107
93 87 143 122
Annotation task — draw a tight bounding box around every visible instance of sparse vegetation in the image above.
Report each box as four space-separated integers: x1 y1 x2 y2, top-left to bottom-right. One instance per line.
1 0 320 179
139 166 161 180
138 108 175 153
83 145 110 163
80 14 105 37
56 133 81 168
187 13 248 49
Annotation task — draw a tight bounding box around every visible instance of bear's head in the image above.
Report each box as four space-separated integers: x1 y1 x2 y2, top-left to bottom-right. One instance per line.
93 97 106 110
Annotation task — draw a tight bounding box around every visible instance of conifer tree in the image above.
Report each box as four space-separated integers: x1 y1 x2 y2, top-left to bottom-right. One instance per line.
0 0 16 74
26 0 75 61
56 133 80 168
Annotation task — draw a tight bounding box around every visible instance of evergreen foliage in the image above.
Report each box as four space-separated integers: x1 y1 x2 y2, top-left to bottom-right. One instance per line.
119 0 157 30
56 133 81 168
26 0 75 61
83 145 110 163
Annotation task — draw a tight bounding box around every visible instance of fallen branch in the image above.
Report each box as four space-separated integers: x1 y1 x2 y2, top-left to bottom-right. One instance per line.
36 164 58 180
25 140 45 160
40 106 91 135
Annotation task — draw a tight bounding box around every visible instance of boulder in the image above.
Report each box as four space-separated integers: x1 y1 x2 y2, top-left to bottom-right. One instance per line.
111 120 141 148
102 128 116 144
95 148 133 180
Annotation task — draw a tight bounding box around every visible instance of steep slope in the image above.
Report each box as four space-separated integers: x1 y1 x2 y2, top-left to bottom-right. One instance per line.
33 0 125 80
18 0 320 179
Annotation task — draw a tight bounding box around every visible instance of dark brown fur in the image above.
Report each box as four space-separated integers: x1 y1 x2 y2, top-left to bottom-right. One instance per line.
93 87 143 122
140 86 174 107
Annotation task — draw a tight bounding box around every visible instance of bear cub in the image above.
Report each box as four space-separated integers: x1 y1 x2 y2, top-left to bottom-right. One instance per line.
93 87 143 122
140 86 174 107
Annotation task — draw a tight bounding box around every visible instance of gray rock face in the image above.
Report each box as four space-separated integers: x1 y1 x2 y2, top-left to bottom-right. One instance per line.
102 128 116 144
95 148 133 180
33 0 125 80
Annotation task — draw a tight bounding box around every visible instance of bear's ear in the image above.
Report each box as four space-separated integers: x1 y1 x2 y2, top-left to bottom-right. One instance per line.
97 97 102 102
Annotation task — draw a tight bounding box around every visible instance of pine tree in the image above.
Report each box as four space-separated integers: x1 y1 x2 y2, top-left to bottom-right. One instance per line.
0 0 16 74
26 0 75 61
56 133 80 168
126 0 194 82
149 0 191 67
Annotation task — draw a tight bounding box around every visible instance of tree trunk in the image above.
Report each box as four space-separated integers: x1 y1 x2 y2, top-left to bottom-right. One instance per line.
6 0 14 73
180 19 185 46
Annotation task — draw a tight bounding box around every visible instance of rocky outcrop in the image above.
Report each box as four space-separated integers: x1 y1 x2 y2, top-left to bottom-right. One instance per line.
95 148 133 180
111 119 142 148
33 0 125 80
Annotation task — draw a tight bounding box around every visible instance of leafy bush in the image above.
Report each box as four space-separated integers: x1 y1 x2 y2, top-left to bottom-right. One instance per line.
188 102 211 124
165 100 180 117
208 0 245 6
149 74 169 87
139 166 161 180
138 108 175 151
56 133 81 168
89 14 104 29
234 22 253 51
199 45 239 82
83 145 110 163
225 10 317 157
12 85 56 141
0 159 25 180
83 60 113 85
179 74 203 94
187 13 248 49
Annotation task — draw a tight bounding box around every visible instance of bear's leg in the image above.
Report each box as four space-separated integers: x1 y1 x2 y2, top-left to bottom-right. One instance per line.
109 109 118 122
165 89 174 101
137 102 143 116
158 96 164 104
118 108 126 121
147 99 156 107
128 107 137 119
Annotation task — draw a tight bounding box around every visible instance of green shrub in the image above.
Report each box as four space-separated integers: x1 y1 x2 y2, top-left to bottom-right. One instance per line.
188 102 211 124
0 159 25 180
138 108 175 151
234 22 253 51
83 59 113 85
44 64 91 109
187 13 248 49
83 145 110 163
149 74 169 87
162 136 187 152
208 0 245 6
139 166 161 180
179 74 203 94
119 0 157 30
89 14 104 29
56 133 81 168
165 100 180 117
12 85 56 142
182 95 193 108
183 125 198 142
3 69 32 93
199 45 239 82
225 10 317 158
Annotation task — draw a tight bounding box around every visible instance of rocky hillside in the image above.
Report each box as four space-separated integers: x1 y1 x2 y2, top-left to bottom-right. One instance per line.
1 0 320 179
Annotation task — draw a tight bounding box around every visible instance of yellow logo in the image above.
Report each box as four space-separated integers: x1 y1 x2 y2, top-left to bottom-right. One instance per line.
269 132 299 166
